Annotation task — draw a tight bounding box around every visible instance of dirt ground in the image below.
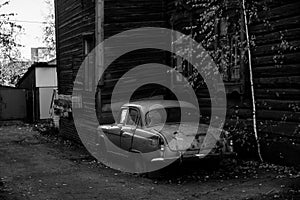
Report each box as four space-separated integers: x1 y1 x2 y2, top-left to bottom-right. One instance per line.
0 122 299 200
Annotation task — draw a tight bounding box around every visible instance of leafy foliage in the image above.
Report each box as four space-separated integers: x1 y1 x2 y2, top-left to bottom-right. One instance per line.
172 0 245 84
0 59 31 86
42 0 56 60
0 0 22 60
0 0 26 86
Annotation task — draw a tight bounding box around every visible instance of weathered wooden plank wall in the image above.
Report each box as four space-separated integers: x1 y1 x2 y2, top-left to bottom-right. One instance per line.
56 0 95 95
98 0 169 124
55 0 96 141
56 0 170 141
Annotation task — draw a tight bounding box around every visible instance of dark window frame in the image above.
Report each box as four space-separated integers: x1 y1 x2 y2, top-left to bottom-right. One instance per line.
125 107 142 128
82 33 95 92
171 9 246 94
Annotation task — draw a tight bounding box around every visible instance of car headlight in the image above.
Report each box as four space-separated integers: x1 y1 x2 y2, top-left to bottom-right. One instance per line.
149 136 165 149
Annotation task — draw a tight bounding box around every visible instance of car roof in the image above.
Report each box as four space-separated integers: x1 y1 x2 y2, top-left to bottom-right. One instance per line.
122 100 197 113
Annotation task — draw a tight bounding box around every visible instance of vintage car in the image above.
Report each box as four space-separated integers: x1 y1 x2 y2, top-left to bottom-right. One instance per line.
96 100 235 173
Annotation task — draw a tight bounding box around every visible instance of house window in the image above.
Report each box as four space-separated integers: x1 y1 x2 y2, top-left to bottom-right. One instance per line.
83 34 95 92
216 17 241 82
172 30 194 84
171 15 244 91
229 35 241 81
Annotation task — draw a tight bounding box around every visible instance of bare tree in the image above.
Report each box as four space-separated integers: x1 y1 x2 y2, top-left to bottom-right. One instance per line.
242 0 263 162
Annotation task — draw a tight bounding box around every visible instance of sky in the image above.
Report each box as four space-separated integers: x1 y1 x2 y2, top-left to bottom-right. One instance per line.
2 0 49 59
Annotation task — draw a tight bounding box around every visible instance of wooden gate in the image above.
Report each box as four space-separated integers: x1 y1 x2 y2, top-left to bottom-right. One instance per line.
0 87 27 120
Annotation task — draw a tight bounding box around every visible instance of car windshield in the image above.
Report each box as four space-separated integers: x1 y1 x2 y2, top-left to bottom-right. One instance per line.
145 107 199 127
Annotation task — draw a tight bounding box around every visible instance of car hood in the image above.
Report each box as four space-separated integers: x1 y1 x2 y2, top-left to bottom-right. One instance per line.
148 122 207 136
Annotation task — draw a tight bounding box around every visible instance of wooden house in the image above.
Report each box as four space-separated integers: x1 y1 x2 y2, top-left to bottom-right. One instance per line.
55 0 300 165
55 0 170 142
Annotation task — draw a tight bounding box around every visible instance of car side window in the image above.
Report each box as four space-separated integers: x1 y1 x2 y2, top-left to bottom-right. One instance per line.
119 109 128 124
126 108 141 127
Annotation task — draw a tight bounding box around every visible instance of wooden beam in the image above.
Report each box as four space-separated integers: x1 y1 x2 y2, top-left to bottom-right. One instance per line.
95 0 104 87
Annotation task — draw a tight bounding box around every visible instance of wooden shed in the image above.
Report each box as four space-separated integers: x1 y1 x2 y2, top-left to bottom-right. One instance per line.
55 0 300 165
17 62 58 121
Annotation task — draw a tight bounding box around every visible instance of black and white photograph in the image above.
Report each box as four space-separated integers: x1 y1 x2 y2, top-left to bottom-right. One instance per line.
0 0 299 199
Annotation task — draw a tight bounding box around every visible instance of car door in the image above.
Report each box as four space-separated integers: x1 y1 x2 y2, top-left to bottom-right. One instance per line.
105 108 128 153
120 107 141 152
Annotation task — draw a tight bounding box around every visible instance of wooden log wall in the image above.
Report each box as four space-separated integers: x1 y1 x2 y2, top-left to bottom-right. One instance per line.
98 0 169 124
165 1 254 155
166 0 300 165
250 0 300 165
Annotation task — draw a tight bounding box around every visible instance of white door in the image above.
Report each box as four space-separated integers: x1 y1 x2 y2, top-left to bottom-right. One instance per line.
39 88 56 119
